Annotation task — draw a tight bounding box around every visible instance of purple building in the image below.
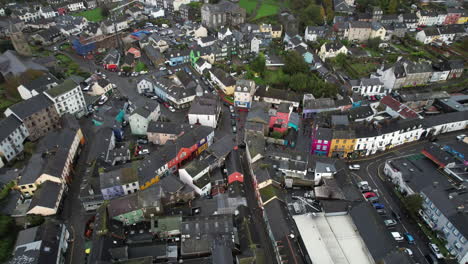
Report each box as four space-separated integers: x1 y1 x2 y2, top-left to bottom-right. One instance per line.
311 127 332 156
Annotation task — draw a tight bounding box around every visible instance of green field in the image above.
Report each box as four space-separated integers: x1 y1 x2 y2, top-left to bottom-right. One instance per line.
73 8 104 22
255 3 279 19
239 0 257 14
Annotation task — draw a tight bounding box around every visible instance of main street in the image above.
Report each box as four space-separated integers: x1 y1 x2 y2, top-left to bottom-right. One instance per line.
349 131 465 264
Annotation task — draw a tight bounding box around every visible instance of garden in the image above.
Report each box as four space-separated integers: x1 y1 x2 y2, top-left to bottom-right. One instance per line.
73 8 104 22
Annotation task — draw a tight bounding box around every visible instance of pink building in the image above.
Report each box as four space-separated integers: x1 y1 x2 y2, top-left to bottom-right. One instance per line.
444 9 462 24
269 103 291 134
311 127 333 156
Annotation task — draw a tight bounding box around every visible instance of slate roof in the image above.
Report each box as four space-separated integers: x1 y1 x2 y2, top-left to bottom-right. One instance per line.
380 95 419 119
211 68 236 86
20 73 58 93
29 181 62 210
188 96 219 116
0 115 23 142
147 122 189 134
8 94 54 120
107 194 139 218
18 154 46 186
348 105 374 121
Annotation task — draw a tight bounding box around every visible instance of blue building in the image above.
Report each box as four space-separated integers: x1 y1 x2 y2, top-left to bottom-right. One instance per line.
165 49 190 66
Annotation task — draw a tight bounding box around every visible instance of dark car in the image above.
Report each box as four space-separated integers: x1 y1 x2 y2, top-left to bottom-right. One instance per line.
231 119 236 126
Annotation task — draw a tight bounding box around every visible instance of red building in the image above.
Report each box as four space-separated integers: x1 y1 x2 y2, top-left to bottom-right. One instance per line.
269 103 292 134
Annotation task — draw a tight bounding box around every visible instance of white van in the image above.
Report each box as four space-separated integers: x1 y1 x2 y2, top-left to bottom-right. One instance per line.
391 232 404 242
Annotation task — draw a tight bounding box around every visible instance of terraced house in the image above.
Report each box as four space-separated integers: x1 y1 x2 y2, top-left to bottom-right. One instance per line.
328 130 356 158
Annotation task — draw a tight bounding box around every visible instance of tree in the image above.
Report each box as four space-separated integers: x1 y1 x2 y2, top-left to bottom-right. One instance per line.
4 8 12 16
367 37 382 50
334 53 348 67
387 0 398 14
403 194 423 214
0 215 13 238
283 51 308 75
101 6 110 17
289 73 309 92
26 215 44 227
251 53 266 75
299 3 323 26
0 40 13 53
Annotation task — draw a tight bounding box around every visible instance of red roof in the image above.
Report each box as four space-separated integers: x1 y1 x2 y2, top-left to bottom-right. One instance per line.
380 95 419 119
228 172 244 184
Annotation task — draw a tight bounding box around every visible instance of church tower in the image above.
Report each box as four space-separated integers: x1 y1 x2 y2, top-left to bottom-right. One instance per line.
9 23 32 57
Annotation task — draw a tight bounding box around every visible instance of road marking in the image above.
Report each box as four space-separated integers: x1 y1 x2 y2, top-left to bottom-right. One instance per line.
69 224 76 264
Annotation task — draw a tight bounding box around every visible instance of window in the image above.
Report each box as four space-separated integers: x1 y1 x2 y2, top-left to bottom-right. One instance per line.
324 140 328 144
317 140 322 144
28 184 34 188
453 229 460 237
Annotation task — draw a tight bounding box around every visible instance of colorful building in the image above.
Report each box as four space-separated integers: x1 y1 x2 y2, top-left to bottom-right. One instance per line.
269 103 291 134
328 130 357 158
311 127 332 156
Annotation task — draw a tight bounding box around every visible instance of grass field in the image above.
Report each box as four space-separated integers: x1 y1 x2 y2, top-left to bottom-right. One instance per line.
239 0 257 14
254 3 279 19
73 8 104 22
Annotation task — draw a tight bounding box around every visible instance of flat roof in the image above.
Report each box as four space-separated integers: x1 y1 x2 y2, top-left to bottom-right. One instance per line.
293 213 373 264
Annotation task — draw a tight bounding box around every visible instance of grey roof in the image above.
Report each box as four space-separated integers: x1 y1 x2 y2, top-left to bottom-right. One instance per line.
350 21 371 28
348 105 374 121
349 202 399 262
210 68 236 86
331 115 349 126
207 135 236 158
107 194 139 218
147 122 189 134
188 96 219 116
18 154 46 185
45 79 77 97
8 94 54 120
263 199 305 264
36 128 77 153
132 101 159 118
315 128 333 141
360 77 382 86
0 115 23 142
29 181 62 210
100 166 138 189
20 73 58 93
303 97 336 110
255 86 301 103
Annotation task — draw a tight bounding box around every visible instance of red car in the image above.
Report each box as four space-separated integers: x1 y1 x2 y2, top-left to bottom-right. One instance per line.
163 102 170 108
364 192 377 199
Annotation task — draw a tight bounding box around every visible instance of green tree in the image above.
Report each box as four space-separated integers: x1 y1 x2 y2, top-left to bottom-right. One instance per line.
101 6 110 17
289 73 309 92
334 53 348 67
387 0 399 14
4 8 12 16
403 194 423 215
271 131 284 139
0 215 13 238
251 53 266 75
300 3 323 26
283 51 308 75
0 237 14 262
26 215 44 227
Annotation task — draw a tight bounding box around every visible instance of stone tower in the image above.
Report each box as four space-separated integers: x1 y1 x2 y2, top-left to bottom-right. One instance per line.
9 23 32 57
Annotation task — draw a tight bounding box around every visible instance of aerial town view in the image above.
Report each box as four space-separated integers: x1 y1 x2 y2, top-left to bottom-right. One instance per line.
0 0 467 263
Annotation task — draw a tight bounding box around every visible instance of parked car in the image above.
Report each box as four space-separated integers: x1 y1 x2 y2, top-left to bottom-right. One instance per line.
373 203 385 209
168 106 175 112
404 233 415 244
231 119 236 126
363 192 376 199
138 149 150 155
456 134 466 141
229 105 234 113
384 219 397 227
391 232 404 242
232 126 237 133
357 181 371 192
98 95 108 105
367 196 379 202
349 164 360 170
376 209 386 215
137 139 148 144
150 96 159 100
428 243 444 259
402 248 413 257
163 102 170 108
230 112 236 119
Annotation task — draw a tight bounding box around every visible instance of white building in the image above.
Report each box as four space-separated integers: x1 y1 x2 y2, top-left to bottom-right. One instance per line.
0 115 29 163
351 78 385 96
129 101 161 135
318 42 348 61
354 119 424 156
17 73 59 100
417 10 438 26
178 157 213 196
67 1 86 12
234 79 256 108
423 111 468 136
44 79 87 117
188 89 220 128
193 58 212 75
137 78 154 94
40 7 57 19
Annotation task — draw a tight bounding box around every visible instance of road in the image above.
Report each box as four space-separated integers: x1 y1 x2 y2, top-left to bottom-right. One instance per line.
350 132 464 264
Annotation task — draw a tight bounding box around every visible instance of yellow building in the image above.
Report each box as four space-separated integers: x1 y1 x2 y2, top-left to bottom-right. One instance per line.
328 130 357 158
457 16 468 24
259 24 283 39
